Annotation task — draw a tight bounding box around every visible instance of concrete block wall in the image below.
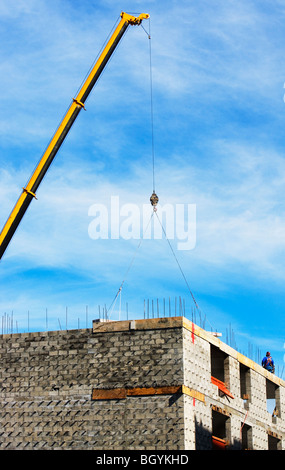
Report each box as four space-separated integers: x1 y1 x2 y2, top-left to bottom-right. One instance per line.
0 316 284 450
0 319 185 450
182 317 285 450
182 325 211 394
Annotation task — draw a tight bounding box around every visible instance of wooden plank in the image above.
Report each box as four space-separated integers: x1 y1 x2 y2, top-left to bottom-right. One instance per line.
92 388 127 400
133 317 184 331
92 317 185 334
267 429 281 440
212 404 231 417
92 384 204 401
126 386 181 397
181 385 205 403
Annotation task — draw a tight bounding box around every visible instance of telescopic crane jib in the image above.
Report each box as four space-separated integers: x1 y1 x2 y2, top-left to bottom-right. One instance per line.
0 12 149 261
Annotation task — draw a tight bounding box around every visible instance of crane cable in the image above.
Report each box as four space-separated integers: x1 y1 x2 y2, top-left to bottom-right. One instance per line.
142 20 200 311
107 20 214 332
154 210 200 312
106 210 154 319
151 188 217 331
141 19 156 195
107 20 156 320
148 21 156 194
141 21 216 332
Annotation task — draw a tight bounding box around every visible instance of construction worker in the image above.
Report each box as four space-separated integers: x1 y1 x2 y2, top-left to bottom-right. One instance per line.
262 352 275 373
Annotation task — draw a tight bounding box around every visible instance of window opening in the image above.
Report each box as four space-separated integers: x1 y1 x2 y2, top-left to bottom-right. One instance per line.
212 409 230 450
240 363 251 406
210 345 233 398
266 379 279 418
211 344 227 382
241 422 252 450
268 434 281 450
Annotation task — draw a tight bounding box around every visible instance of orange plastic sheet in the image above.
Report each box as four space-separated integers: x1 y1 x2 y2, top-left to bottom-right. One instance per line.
211 376 234 399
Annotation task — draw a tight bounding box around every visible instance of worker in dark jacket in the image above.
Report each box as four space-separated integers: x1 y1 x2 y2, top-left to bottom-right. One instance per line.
262 352 275 373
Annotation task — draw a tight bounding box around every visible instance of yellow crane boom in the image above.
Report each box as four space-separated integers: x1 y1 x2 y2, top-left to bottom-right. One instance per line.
0 12 149 261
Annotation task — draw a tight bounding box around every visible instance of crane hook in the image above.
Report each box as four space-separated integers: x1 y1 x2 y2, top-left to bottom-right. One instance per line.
150 191 159 211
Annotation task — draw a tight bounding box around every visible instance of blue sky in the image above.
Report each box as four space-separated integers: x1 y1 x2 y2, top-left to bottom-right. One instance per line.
0 0 285 374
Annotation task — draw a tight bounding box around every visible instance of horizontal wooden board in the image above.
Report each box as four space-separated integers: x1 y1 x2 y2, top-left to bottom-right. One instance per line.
92 388 127 400
126 386 181 397
92 384 205 402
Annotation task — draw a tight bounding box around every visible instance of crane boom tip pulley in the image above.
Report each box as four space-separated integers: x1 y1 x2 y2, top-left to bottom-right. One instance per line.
121 12 150 25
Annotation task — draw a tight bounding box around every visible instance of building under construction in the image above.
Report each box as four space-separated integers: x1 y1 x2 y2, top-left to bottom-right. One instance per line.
0 11 284 451
0 316 284 450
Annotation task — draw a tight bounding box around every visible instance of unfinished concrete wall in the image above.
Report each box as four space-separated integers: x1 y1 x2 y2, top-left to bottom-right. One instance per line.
0 319 184 450
182 318 285 450
0 316 284 450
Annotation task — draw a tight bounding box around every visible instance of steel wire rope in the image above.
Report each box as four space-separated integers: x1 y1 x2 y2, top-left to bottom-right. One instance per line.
154 210 216 332
106 210 155 319
140 22 216 333
107 20 156 320
141 19 155 193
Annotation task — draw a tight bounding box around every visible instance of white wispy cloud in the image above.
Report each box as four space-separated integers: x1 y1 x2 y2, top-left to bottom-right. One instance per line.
2 136 285 287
